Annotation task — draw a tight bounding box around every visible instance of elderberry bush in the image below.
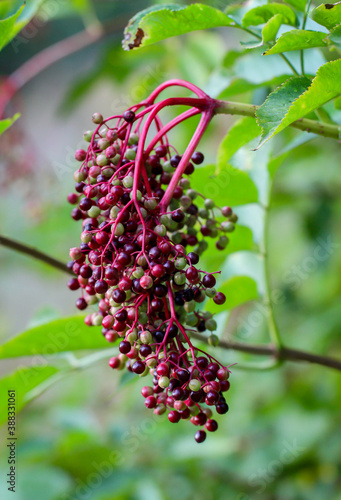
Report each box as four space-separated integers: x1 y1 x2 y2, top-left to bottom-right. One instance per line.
67 80 238 443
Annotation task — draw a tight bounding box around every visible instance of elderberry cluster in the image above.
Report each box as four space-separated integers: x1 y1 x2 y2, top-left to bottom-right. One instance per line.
67 96 237 443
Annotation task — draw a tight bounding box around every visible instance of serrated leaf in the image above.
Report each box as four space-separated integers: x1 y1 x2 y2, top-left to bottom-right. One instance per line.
264 29 327 55
0 113 20 135
257 60 341 144
242 3 297 28
256 76 311 147
123 3 235 50
326 23 341 48
284 0 307 12
262 13 283 43
0 316 110 359
0 366 59 425
0 4 24 52
207 276 258 314
310 2 341 30
190 163 258 206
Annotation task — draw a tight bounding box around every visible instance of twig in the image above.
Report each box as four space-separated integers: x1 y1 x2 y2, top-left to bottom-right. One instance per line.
191 333 341 372
0 235 73 275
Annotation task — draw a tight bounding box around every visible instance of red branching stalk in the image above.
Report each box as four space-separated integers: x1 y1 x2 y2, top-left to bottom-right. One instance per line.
67 80 238 442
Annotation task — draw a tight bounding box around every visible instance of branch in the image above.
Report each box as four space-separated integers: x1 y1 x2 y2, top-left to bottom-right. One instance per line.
0 235 73 275
192 333 341 372
214 100 341 141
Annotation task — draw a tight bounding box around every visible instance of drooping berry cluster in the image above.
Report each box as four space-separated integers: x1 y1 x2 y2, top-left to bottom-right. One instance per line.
67 80 238 443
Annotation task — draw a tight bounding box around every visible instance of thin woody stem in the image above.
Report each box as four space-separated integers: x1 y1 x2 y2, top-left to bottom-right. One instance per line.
1 233 340 372
214 100 341 141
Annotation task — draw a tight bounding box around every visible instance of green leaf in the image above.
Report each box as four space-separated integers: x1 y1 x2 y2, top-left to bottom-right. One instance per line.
0 316 110 359
262 13 284 43
284 0 307 12
217 116 261 168
190 163 258 206
257 60 341 144
256 76 311 147
0 113 20 135
242 3 297 28
0 4 24 52
326 23 341 49
264 30 327 55
123 3 235 50
309 2 341 30
0 366 59 425
207 276 258 314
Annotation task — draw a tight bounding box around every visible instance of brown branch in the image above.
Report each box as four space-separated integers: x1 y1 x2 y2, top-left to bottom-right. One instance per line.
1 236 341 372
192 333 341 372
0 235 73 275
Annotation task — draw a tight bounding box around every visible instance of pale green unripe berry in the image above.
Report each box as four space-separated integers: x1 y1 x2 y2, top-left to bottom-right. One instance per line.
221 221 235 232
125 148 136 161
189 378 201 391
180 178 190 189
88 206 100 218
92 313 103 326
205 288 217 298
140 207 148 218
154 224 167 237
81 231 92 243
204 198 215 209
206 318 217 331
99 127 107 138
96 154 109 166
198 240 208 252
202 311 211 319
128 133 139 145
112 154 121 165
73 170 86 182
102 167 114 178
210 228 219 238
146 355 157 368
229 213 238 223
180 196 191 209
130 189 142 201
163 160 173 173
88 295 98 305
132 267 144 279
110 206 120 219
112 179 121 186
144 198 158 210
124 290 132 301
174 272 186 286
218 236 229 248
83 130 93 142
175 257 187 270
92 112 103 124
186 215 197 228
137 255 147 267
123 175 134 188
158 376 170 388
187 189 197 200
114 223 124 236
199 208 209 219
127 330 137 343
186 314 197 327
208 334 219 346
140 330 152 344
98 138 110 150
184 301 196 313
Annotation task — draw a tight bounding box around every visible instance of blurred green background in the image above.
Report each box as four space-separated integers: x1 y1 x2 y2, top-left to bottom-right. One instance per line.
0 1 341 499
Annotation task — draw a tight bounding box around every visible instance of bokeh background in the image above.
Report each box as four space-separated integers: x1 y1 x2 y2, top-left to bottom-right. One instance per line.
0 1 341 499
